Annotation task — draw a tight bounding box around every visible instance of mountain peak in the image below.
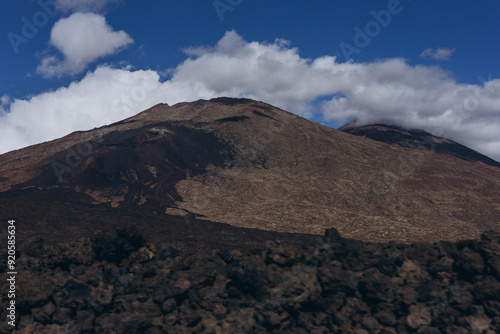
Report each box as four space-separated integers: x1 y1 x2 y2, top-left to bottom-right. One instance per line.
340 120 500 168
1 99 500 245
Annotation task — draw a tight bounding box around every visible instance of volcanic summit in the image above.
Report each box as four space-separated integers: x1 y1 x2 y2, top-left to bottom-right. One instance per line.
1 97 500 246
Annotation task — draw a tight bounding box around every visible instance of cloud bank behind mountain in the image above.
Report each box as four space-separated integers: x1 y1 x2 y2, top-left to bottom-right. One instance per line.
2 31 500 161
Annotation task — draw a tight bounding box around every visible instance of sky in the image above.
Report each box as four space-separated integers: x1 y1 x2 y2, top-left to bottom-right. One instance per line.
1 0 500 161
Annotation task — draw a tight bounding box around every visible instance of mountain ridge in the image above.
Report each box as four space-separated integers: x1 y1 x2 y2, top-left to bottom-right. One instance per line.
339 119 500 168
1 98 499 245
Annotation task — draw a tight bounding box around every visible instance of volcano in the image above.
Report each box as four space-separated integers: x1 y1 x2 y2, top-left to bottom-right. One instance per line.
339 119 500 168
1 97 500 246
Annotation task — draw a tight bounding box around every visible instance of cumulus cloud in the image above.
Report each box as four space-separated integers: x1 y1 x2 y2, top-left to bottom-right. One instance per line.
0 95 10 114
1 67 164 152
37 13 133 78
3 31 500 162
55 0 119 13
420 47 457 61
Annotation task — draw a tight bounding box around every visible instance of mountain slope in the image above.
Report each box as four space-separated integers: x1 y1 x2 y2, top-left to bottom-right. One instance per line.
339 120 500 168
1 97 500 244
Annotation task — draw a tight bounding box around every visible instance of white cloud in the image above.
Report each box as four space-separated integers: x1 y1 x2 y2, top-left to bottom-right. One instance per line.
55 0 119 13
3 31 500 162
420 47 457 61
37 13 133 78
181 46 215 57
0 95 10 114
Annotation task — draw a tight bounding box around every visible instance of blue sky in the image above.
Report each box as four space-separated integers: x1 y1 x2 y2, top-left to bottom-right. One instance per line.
1 0 500 160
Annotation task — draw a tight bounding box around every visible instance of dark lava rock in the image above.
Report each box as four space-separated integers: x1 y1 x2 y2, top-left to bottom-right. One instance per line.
455 247 485 279
2 228 500 333
92 226 146 263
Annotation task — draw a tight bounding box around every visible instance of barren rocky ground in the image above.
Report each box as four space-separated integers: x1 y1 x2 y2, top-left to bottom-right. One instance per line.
1 98 500 244
2 98 500 333
339 120 500 168
1 226 499 333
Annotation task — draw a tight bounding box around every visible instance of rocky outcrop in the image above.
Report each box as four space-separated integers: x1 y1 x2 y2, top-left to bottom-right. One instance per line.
2 227 499 333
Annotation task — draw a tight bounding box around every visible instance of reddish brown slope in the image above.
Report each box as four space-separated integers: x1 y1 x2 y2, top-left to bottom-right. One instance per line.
1 97 499 243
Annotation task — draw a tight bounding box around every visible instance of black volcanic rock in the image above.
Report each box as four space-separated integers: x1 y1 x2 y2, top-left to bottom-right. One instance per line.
339 120 500 168
2 228 500 333
92 226 146 263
